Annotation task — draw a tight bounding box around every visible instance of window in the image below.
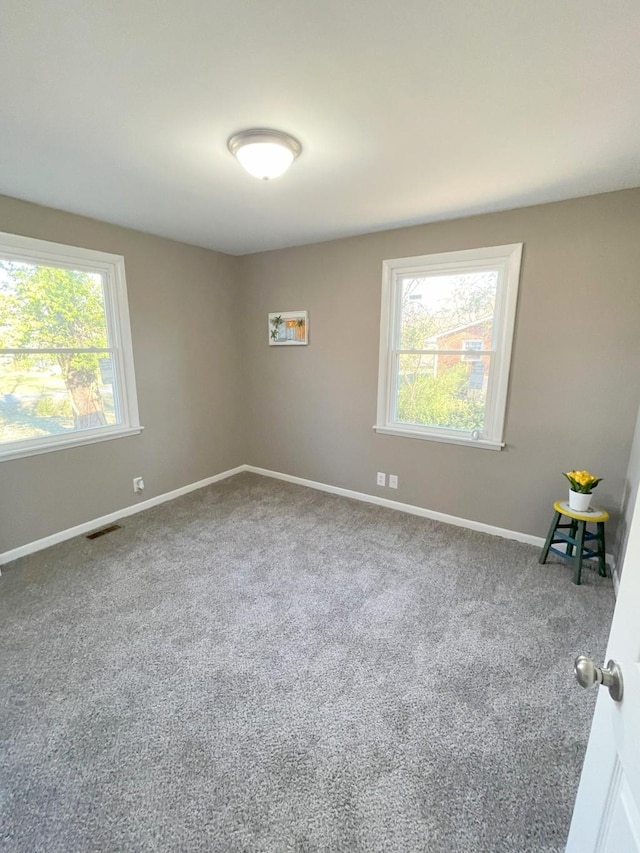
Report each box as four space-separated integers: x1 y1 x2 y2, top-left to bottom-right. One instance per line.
0 232 141 461
461 339 483 361
375 243 522 450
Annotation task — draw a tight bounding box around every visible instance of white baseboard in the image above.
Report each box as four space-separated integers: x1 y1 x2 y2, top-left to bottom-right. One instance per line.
0 465 246 566
243 465 547 546
244 466 616 579
1 462 616 587
612 568 621 596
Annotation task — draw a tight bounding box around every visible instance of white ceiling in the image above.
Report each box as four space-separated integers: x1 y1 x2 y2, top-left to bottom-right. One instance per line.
1 0 639 255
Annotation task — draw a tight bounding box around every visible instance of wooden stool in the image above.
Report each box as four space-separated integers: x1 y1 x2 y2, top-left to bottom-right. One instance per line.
539 501 609 585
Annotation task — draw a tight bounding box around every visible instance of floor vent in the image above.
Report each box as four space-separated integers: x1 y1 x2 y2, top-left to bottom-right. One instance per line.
86 524 122 540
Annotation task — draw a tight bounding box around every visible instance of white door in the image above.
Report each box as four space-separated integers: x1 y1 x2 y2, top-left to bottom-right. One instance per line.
566 489 640 852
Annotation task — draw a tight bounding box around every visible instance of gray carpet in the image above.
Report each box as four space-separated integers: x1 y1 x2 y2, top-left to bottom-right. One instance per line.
0 472 614 852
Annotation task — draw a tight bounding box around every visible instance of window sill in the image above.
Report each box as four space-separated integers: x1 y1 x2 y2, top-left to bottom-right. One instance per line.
373 425 504 450
0 425 144 463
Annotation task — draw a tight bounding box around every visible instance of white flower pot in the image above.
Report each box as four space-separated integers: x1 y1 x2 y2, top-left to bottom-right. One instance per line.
569 490 592 512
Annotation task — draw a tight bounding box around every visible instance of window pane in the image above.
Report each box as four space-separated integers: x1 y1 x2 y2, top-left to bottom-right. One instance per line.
0 261 109 350
395 353 490 431
0 353 118 443
399 271 498 350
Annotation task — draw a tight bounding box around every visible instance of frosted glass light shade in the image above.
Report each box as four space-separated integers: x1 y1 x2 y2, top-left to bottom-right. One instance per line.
228 129 301 180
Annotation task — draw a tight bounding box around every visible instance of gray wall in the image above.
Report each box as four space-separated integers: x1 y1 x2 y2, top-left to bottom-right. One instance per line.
4 188 640 558
0 196 244 553
240 189 640 546
613 400 640 582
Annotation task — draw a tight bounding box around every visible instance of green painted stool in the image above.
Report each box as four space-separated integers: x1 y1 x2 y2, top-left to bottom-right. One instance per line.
539 500 609 585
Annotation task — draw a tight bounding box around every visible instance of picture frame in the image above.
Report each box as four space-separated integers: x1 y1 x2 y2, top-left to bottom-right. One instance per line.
268 311 309 346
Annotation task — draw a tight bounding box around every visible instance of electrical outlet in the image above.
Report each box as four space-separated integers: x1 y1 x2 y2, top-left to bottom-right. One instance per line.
133 476 145 493
389 475 398 489
377 472 386 487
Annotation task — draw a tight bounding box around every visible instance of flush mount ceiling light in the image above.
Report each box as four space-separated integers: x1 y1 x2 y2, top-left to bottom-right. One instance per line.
227 129 302 180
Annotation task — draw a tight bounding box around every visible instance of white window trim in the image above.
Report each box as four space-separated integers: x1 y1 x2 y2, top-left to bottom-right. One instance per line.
0 232 142 462
374 243 523 450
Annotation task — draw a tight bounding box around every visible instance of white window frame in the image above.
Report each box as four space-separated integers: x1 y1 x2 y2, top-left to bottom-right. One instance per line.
0 232 142 462
375 243 523 451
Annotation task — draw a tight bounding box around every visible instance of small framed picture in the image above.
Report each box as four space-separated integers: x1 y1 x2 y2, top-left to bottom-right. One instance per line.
268 311 309 346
